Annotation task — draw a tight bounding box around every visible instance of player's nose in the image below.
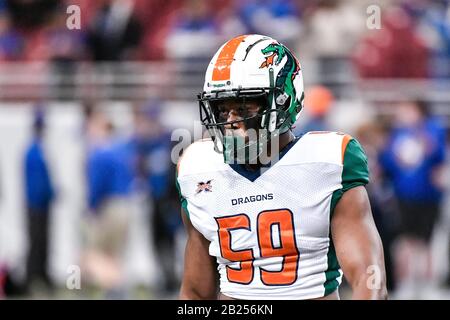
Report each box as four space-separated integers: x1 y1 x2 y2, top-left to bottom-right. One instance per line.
225 109 245 130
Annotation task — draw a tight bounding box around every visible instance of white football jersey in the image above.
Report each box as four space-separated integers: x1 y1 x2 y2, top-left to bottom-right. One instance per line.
176 131 369 300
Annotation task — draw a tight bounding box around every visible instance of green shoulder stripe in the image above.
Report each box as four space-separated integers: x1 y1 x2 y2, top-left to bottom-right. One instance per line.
175 169 190 220
330 138 369 216
324 237 341 296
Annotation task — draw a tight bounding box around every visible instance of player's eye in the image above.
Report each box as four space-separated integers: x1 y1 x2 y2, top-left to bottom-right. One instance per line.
217 106 228 121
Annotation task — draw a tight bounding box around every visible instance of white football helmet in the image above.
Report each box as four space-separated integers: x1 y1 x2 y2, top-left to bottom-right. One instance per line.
199 34 305 163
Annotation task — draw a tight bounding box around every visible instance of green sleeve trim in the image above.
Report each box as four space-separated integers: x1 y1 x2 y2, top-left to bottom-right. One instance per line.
324 238 341 296
330 189 343 219
341 138 369 190
330 138 369 216
325 192 342 296
175 171 190 220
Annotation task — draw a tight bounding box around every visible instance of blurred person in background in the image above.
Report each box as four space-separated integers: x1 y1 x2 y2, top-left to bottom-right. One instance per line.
401 0 450 78
5 0 59 30
294 84 334 134
4 0 60 61
353 5 429 78
81 105 133 298
23 106 55 296
299 0 366 88
165 0 221 61
235 0 301 48
131 101 181 295
213 0 246 41
0 8 24 61
379 99 446 298
356 120 399 293
132 0 183 60
87 0 143 61
46 5 86 99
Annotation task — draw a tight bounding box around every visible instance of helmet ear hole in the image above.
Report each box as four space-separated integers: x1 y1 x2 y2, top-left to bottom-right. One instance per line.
276 93 289 107
275 95 291 128
278 94 291 111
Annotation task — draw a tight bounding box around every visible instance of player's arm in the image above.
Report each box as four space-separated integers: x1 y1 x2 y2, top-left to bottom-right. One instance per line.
179 208 218 299
332 186 387 300
331 137 387 300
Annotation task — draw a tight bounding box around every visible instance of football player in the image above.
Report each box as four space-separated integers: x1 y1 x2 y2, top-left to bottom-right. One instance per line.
177 35 387 300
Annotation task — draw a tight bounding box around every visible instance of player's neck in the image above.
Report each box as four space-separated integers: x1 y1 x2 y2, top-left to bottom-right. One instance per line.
244 131 295 171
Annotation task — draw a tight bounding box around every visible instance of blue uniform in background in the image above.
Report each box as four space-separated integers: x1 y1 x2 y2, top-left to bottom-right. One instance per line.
133 132 171 200
379 117 446 241
379 118 446 203
86 139 133 212
132 130 180 292
24 139 54 211
23 136 55 290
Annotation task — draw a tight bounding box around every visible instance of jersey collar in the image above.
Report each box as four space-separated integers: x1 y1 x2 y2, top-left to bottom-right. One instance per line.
228 134 303 182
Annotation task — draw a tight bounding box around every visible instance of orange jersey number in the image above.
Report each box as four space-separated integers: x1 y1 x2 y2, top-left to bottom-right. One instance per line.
216 209 299 286
216 214 255 284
